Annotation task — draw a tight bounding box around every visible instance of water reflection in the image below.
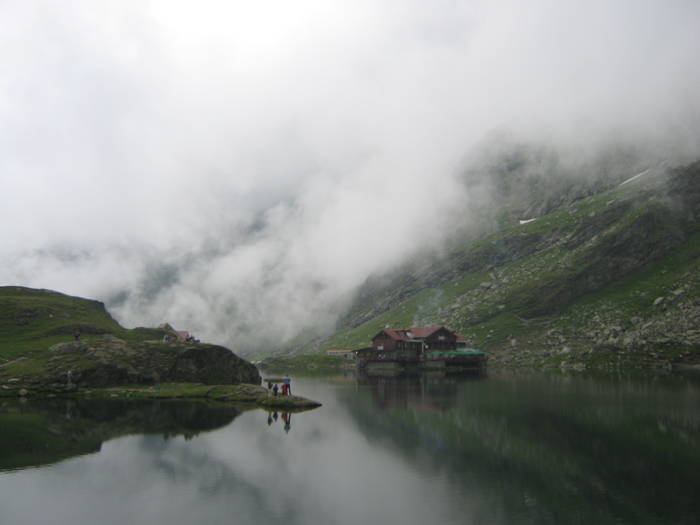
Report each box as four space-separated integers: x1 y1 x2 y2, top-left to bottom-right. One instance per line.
266 411 293 433
0 373 699 525
0 398 243 472
341 371 700 525
358 369 485 411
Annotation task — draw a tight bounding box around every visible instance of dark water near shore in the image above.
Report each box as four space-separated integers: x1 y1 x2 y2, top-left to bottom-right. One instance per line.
1 371 699 525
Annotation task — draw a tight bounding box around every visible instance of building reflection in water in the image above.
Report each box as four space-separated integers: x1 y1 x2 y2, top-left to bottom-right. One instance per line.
358 370 486 412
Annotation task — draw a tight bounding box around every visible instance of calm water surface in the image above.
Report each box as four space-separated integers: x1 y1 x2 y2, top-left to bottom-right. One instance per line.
1 371 699 525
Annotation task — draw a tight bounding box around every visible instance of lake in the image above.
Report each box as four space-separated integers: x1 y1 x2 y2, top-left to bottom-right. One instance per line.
1 370 699 525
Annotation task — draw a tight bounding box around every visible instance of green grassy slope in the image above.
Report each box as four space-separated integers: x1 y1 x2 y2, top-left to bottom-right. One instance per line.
0 286 165 363
302 162 700 369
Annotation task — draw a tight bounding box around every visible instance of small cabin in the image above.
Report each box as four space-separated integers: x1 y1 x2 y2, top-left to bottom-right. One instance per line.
160 322 198 343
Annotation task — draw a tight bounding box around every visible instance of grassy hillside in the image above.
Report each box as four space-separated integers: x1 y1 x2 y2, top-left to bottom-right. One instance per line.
0 288 259 393
0 286 165 363
304 162 700 369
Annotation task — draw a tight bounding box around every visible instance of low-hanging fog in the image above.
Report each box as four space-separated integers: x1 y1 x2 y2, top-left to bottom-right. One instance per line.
2 1 699 354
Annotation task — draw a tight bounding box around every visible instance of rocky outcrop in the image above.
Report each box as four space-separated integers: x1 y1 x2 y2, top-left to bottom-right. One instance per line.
258 394 323 409
167 345 260 385
0 337 261 389
488 287 700 370
0 287 263 391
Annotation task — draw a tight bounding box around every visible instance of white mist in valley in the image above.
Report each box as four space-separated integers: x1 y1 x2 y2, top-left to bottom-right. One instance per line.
2 0 699 353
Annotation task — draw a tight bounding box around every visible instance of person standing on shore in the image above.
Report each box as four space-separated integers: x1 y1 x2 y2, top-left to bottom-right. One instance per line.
283 375 291 396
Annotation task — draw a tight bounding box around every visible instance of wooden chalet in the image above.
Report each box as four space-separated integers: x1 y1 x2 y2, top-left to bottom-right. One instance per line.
372 326 464 352
355 325 486 370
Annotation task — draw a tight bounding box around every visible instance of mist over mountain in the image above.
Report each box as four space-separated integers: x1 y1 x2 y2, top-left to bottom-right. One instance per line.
2 1 699 355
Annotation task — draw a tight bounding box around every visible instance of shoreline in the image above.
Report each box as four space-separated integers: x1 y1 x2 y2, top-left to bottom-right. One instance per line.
0 381 322 410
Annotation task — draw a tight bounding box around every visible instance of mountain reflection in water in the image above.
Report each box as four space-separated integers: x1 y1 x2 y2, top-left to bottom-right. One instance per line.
1 372 699 525
0 398 243 472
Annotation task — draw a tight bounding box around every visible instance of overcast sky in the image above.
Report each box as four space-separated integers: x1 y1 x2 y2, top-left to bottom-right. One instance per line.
2 1 699 352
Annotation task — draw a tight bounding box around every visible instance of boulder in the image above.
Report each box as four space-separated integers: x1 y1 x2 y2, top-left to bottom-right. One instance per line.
166 345 260 385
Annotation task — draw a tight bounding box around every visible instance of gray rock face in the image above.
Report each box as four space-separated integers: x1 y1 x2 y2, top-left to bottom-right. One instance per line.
167 346 260 385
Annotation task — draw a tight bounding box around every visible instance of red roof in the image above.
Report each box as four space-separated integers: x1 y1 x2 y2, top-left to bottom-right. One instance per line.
376 326 453 341
174 330 190 341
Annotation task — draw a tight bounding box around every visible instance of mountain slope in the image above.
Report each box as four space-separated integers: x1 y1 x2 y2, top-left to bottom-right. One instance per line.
314 161 700 369
0 286 160 359
0 287 261 390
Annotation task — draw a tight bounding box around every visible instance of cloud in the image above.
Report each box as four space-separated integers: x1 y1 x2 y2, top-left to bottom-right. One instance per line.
2 0 699 353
